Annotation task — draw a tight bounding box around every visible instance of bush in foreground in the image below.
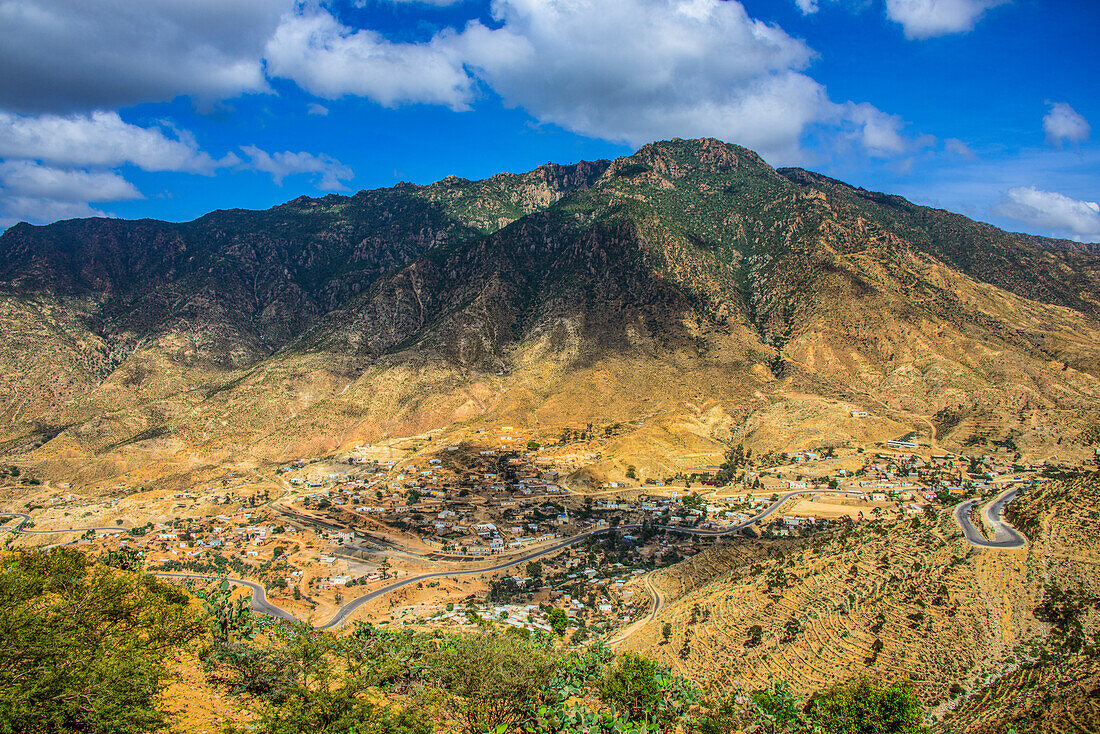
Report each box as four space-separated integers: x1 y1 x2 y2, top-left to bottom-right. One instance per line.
1 548 930 734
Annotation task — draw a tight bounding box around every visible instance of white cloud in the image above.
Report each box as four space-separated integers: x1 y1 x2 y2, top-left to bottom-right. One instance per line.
0 161 142 202
260 0 925 165
242 145 354 190
0 160 143 228
795 0 819 13
0 0 292 112
1043 102 1091 146
0 197 108 229
446 0 842 163
0 110 245 228
264 10 475 110
997 186 1100 242
842 103 929 156
884 0 1006 39
307 103 330 116
0 110 236 173
944 137 975 158
364 0 466 5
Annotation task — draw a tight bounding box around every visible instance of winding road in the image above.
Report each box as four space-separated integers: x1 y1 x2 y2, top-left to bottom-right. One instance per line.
606 571 664 646
150 572 297 621
954 486 1027 549
188 488 859 629
1 488 884 629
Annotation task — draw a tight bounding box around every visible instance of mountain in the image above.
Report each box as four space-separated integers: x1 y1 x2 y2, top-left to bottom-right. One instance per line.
2 138 1100 488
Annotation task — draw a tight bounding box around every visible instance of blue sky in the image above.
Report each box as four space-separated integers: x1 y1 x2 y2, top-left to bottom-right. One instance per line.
0 0 1096 241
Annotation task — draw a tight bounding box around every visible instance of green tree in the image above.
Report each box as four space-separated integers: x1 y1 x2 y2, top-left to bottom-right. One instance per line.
247 623 431 734
549 607 570 636
682 492 704 510
425 631 555 734
597 652 699 727
752 681 809 733
102 545 142 572
662 622 672 644
810 678 925 734
0 548 203 734
597 653 665 723
198 579 256 643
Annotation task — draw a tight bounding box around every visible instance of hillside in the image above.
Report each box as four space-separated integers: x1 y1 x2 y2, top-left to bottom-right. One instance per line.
2 139 1100 490
613 472 1100 733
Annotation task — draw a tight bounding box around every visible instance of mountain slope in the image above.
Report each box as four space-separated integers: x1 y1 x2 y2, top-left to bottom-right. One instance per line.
2 139 1100 487
614 473 1100 733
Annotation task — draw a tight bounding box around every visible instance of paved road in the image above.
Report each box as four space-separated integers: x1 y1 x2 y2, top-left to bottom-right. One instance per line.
644 573 664 621
0 512 128 535
151 572 297 621
317 488 858 629
4 488 857 629
317 524 624 629
954 486 1027 549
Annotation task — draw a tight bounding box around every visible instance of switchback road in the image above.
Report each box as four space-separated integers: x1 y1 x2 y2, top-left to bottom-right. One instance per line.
954 486 1027 549
317 488 860 629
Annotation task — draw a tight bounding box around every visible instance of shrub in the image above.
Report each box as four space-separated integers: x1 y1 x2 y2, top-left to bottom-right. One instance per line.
425 631 555 734
0 548 203 734
810 678 925 734
597 652 700 727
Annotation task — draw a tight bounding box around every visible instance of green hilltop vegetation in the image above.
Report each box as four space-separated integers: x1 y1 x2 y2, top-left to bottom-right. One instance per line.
1 546 929 734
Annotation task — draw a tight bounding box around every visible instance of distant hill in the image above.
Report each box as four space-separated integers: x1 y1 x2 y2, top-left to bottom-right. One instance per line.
3 138 1100 487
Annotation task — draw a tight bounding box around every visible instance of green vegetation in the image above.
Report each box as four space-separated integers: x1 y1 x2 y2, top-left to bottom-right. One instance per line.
1035 582 1097 654
549 607 570 636
681 492 705 511
0 548 203 734
0 547 935 734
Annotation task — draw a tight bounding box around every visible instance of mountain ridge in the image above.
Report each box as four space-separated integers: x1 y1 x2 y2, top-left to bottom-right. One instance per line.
2 138 1100 487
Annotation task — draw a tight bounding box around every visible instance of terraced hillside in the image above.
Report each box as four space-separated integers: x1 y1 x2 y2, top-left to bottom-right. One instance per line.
936 475 1100 733
617 475 1100 731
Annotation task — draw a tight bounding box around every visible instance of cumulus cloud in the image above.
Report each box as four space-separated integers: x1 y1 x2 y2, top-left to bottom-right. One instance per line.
362 0 466 5
0 161 146 228
241 146 354 190
0 110 241 227
0 110 238 226
259 1 927 165
884 0 1006 39
841 103 933 156
794 0 819 13
1 0 941 225
1043 102 1091 146
0 0 292 113
0 111 236 173
264 10 475 110
451 0 837 162
0 161 142 202
0 197 108 229
997 186 1100 242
